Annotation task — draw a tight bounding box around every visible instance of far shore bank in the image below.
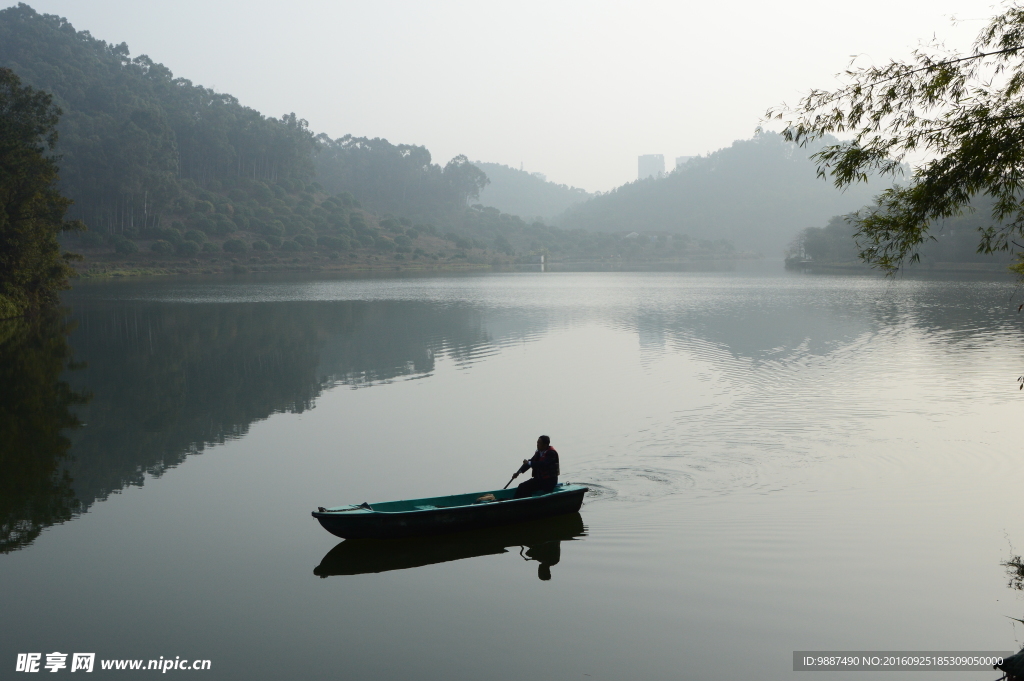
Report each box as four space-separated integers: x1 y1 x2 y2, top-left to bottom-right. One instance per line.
69 250 766 281
786 259 1014 277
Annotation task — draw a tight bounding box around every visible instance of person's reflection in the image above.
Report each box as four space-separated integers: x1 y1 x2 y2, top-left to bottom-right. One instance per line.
314 512 585 578
522 540 561 580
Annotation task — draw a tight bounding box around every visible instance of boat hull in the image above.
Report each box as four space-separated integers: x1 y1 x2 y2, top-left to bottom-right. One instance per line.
312 484 587 539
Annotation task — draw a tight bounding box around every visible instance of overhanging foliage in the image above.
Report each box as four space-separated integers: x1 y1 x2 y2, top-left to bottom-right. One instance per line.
768 4 1024 274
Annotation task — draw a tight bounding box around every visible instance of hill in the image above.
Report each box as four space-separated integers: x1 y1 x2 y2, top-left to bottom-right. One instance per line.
557 132 885 256
0 4 754 271
471 162 592 222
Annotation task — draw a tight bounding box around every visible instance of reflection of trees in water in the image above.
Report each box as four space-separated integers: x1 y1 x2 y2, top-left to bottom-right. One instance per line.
632 278 1024 365
64 300 524 510
0 316 88 553
315 302 491 387
62 302 330 511
314 513 585 580
0 298 548 552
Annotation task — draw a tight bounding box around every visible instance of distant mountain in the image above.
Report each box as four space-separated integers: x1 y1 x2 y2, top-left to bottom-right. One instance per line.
557 132 887 256
473 162 592 222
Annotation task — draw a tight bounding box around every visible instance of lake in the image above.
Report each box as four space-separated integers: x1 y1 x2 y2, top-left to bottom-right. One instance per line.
2 266 1023 680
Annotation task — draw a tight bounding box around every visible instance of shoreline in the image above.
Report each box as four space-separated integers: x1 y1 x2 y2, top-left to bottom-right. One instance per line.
69 251 765 281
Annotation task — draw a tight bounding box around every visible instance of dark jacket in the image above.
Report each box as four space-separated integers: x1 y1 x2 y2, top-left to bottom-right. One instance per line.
522 447 559 480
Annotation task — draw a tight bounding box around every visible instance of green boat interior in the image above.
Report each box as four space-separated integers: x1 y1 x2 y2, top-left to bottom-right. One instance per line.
321 483 585 514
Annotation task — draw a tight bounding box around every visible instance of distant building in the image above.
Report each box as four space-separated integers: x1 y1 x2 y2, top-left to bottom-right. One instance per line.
638 154 665 180
675 156 694 169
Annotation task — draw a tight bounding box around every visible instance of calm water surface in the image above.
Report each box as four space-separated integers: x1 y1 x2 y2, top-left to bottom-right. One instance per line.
3 268 1024 680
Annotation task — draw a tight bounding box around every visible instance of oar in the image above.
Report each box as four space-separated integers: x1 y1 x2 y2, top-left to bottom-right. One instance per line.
503 470 519 489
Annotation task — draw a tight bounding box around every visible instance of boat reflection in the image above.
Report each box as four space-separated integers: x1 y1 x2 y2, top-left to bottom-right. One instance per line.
314 512 586 581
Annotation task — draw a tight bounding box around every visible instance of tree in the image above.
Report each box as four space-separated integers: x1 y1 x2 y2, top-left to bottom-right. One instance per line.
768 5 1024 274
443 154 490 208
0 67 81 319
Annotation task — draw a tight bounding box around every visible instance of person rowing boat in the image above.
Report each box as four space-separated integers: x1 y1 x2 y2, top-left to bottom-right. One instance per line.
511 435 559 499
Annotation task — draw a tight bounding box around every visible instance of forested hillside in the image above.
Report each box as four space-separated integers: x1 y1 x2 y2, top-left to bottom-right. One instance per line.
472 162 592 222
0 4 758 269
0 2 489 234
558 132 884 256
314 136 489 223
789 198 1016 269
0 4 317 234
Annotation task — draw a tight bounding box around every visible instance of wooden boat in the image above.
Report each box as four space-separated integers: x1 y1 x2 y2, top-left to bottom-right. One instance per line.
312 483 588 539
314 512 586 577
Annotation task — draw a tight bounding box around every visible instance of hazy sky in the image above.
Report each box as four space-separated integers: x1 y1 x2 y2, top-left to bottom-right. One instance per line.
11 0 999 192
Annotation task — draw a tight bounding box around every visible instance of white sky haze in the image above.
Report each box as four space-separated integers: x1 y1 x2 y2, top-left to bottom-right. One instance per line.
10 0 1000 191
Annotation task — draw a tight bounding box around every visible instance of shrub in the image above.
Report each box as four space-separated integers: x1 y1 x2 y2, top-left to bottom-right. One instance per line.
222 239 247 253
251 240 270 251
153 227 183 244
317 235 350 251
151 240 174 255
187 215 215 234
80 232 105 247
184 229 206 244
176 240 200 256
250 182 272 202
286 218 315 236
115 238 139 254
328 213 350 231
265 235 282 248
280 240 301 252
201 242 220 253
203 216 234 236
294 234 315 248
394 234 412 248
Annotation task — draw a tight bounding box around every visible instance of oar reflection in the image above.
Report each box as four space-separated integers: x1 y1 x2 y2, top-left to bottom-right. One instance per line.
314 512 586 581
